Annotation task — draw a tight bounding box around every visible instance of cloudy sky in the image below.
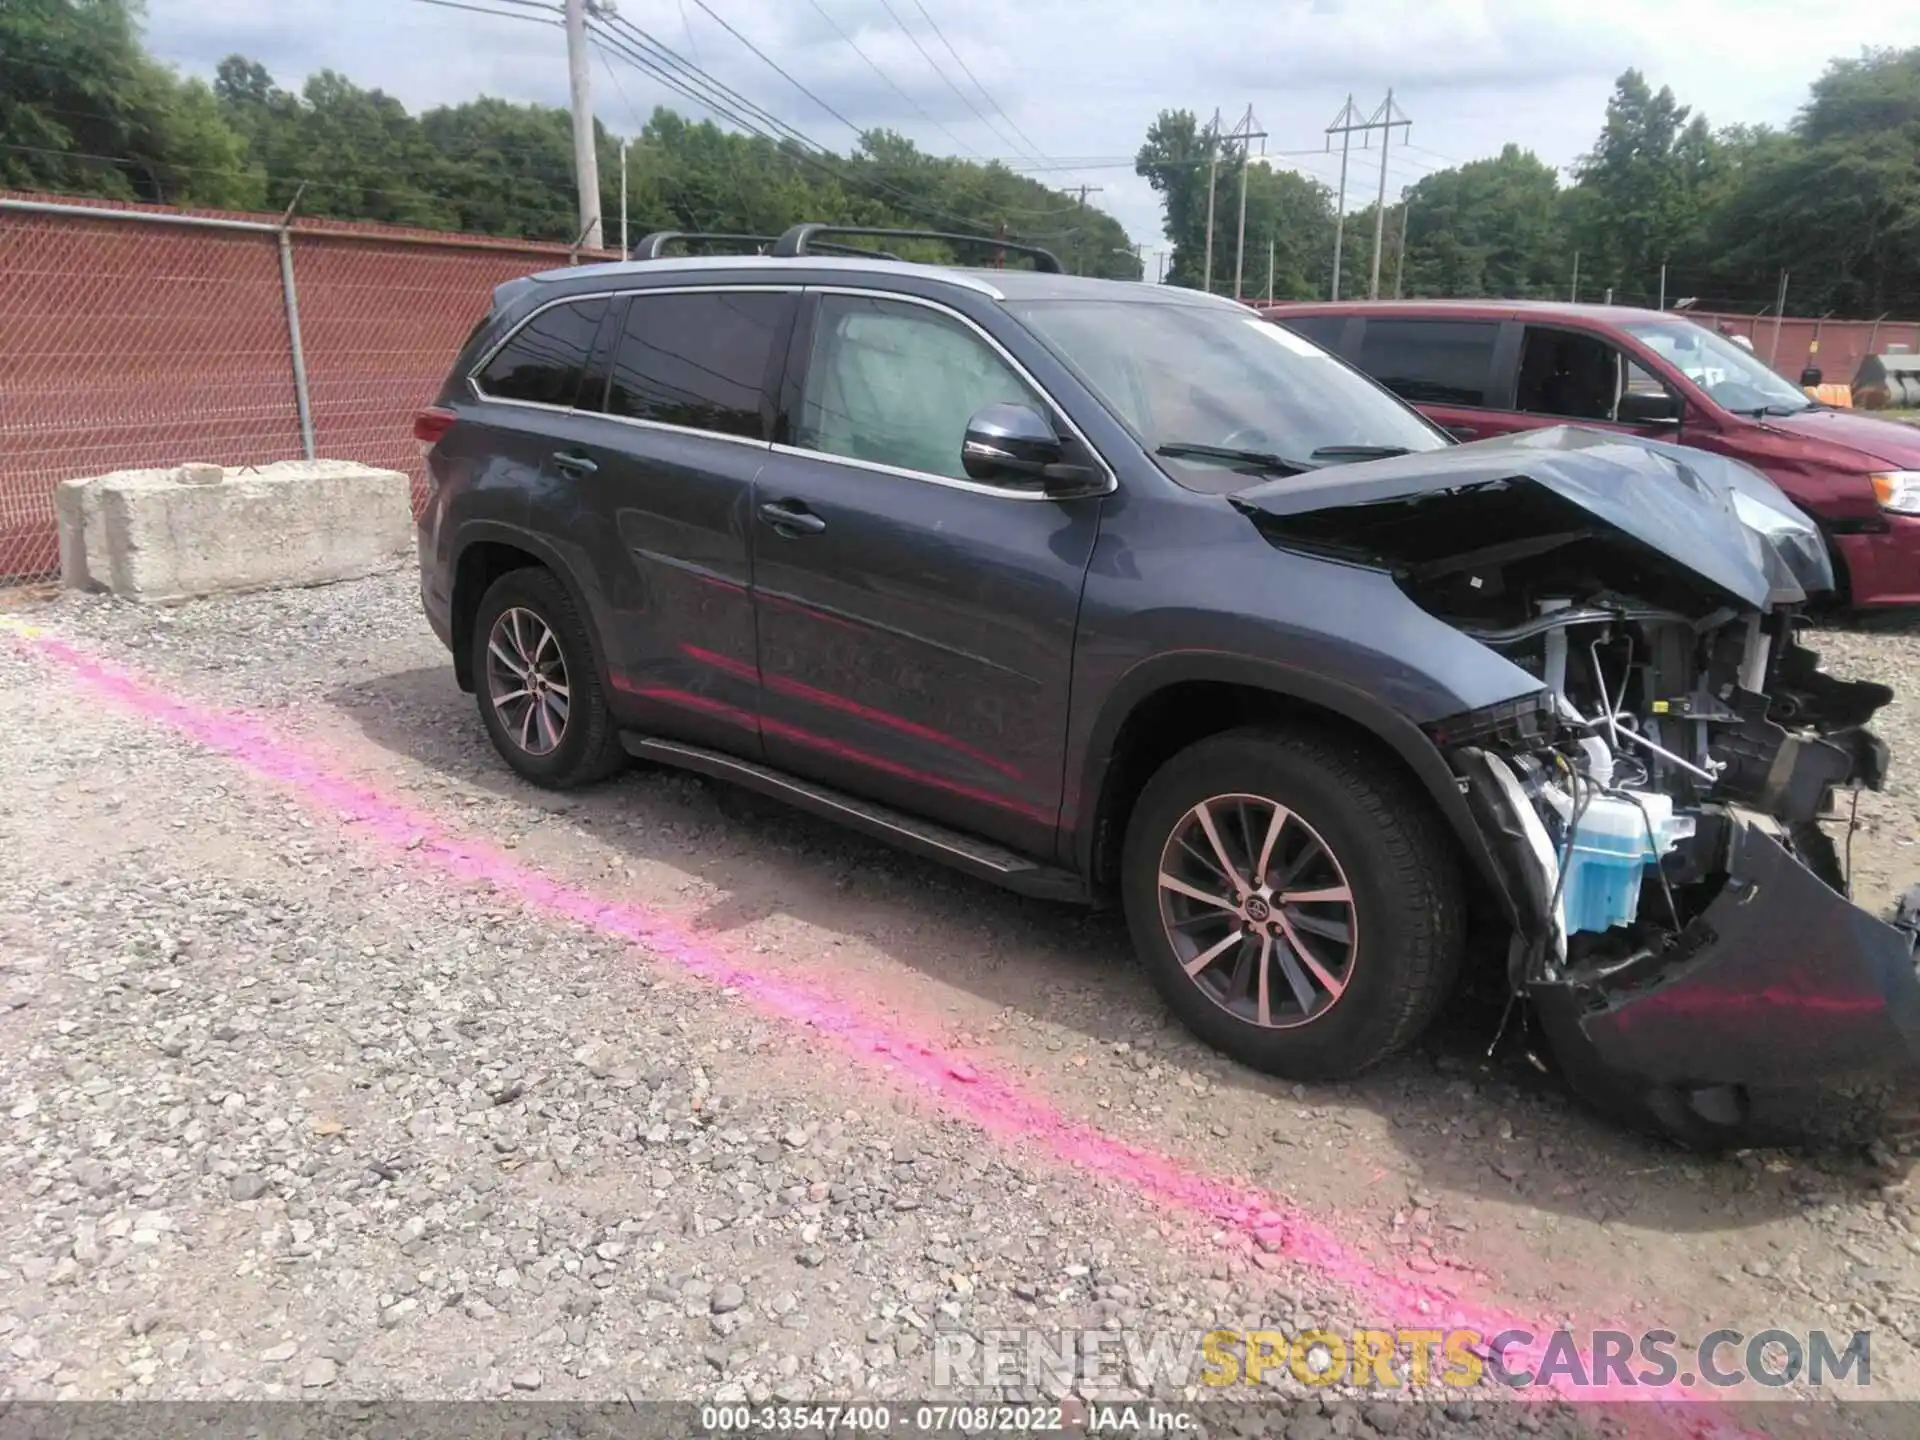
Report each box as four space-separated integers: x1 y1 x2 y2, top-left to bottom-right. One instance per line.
142 0 1913 251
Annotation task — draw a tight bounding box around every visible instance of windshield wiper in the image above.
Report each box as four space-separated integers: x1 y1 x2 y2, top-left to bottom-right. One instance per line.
1308 444 1412 460
1737 402 1811 419
1154 442 1309 475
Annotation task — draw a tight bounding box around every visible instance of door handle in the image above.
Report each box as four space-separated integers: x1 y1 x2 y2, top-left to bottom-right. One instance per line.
758 501 826 535
550 450 597 476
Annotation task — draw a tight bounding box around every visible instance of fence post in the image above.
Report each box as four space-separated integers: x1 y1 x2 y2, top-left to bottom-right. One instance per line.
277 228 317 461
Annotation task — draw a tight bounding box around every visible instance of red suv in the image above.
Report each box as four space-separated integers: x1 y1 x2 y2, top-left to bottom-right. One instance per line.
1264 300 1920 608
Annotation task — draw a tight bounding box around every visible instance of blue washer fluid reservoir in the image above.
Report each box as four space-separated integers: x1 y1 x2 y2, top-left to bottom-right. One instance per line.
1561 792 1694 935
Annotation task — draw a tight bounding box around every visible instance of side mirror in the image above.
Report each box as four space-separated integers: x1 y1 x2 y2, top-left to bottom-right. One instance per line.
962 403 1063 481
1618 389 1682 427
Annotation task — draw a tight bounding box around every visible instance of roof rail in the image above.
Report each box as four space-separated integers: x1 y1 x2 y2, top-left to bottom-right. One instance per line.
631 230 904 262
771 224 1063 274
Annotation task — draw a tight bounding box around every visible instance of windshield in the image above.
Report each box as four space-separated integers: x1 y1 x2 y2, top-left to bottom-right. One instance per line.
1619 318 1812 416
1005 299 1448 491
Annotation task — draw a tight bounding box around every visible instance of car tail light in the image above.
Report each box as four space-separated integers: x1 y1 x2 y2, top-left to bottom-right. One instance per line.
414 407 457 476
414 406 457 451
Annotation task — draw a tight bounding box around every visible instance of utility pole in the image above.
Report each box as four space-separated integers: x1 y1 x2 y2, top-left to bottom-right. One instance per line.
1155 249 1166 284
1657 261 1667 312
1769 271 1790 366
1230 104 1268 302
1203 108 1222 294
564 0 603 251
1570 250 1580 303
619 138 629 256
1266 235 1275 306
1366 90 1409 300
1324 95 1362 300
1073 185 1104 276
1392 195 1412 299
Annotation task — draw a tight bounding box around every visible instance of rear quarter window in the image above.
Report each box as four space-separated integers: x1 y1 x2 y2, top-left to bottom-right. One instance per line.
1274 314 1348 352
474 297 610 408
1355 318 1500 407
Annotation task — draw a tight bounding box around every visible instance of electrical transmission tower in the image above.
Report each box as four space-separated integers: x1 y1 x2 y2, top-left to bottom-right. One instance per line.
1202 105 1266 296
1324 91 1411 300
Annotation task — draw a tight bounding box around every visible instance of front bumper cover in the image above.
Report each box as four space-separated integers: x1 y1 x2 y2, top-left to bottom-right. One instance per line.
1534 811 1920 1089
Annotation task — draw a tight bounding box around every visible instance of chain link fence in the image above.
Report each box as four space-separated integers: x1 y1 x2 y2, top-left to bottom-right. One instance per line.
0 192 613 581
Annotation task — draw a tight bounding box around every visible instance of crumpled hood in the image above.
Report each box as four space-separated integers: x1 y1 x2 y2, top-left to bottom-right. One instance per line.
1232 425 1833 610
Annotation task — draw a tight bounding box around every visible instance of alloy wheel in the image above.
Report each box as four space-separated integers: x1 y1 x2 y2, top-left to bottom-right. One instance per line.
486 606 570 756
1155 794 1358 1029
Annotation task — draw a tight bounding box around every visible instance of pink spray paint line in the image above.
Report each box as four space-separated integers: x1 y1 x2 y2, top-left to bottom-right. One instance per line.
8 626 1763 1438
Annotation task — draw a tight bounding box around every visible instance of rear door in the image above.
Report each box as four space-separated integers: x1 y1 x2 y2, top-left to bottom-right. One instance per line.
747 288 1107 857
1351 316 1515 441
556 285 797 755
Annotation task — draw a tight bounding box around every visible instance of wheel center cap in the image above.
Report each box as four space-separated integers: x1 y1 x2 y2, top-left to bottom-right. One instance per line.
1244 895 1271 923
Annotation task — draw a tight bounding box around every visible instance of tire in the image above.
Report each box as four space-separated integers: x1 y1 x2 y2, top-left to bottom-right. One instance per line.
1121 725 1466 1080
469 567 625 789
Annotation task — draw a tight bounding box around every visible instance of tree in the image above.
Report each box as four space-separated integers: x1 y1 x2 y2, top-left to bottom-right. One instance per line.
2 0 259 207
1396 145 1566 299
1567 69 1721 302
1137 110 1339 297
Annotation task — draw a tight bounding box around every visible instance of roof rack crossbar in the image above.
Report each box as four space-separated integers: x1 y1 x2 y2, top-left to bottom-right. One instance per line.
771 224 1063 274
631 230 903 262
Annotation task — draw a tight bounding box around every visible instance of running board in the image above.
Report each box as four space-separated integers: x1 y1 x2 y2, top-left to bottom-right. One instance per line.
621 734 1087 902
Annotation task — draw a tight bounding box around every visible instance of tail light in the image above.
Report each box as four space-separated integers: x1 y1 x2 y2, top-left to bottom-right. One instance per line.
414 406 457 451
414 407 457 482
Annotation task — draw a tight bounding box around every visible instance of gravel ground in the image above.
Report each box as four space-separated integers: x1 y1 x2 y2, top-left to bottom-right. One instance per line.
4 570 1920 1438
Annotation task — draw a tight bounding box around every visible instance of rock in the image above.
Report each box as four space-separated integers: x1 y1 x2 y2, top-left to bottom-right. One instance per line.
260 1341 298 1363
230 1174 270 1201
300 1357 338 1388
511 1370 543 1391
712 1283 746 1314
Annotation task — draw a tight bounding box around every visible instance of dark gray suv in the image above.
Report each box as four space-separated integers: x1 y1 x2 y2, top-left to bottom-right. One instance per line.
416 224 1920 1146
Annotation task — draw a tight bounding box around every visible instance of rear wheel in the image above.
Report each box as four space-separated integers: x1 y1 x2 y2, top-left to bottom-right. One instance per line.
1121 726 1466 1079
470 568 625 789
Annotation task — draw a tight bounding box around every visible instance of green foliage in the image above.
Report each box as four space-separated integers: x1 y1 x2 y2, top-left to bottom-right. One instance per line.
4 0 1132 274
1 0 261 207
1135 109 1348 299
1137 51 1920 318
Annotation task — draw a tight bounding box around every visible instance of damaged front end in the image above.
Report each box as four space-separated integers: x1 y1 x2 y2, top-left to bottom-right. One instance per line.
1236 427 1920 1144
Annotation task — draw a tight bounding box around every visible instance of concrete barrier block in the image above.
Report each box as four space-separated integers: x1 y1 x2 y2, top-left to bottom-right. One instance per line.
55 476 108 591
56 460 413 603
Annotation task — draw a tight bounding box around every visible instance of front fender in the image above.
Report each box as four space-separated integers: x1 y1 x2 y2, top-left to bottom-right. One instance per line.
1069 649 1525 924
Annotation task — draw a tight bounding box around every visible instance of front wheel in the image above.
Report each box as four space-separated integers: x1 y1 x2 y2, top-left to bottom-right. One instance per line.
1121 726 1466 1079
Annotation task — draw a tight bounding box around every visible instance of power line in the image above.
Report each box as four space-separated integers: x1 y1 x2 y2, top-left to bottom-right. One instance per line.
906 0 1063 177
587 15 1024 240
871 0 1026 161
680 0 868 142
801 0 985 160
404 0 560 24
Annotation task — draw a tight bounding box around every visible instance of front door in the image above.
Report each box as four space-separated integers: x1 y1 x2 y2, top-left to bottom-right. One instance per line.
1506 324 1686 440
748 290 1105 857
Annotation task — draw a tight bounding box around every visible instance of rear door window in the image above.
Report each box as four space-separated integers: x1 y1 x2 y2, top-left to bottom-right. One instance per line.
1355 319 1500 406
474 297 609 408
603 290 791 440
